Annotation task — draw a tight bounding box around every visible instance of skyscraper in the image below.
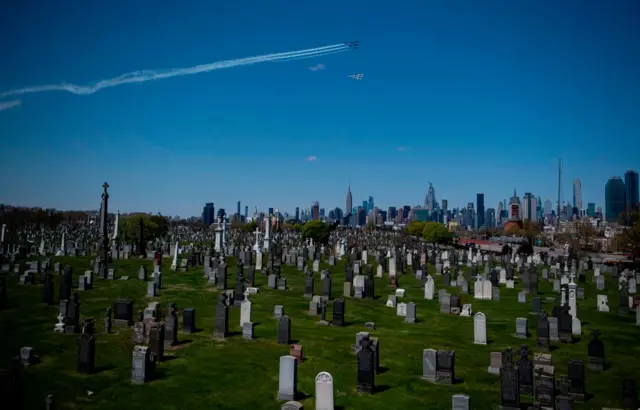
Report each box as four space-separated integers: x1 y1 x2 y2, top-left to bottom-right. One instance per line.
522 193 536 221
508 190 521 220
587 203 596 217
543 199 553 215
441 199 448 211
202 202 215 225
476 193 485 228
295 207 300 220
236 201 241 216
605 177 626 222
625 170 639 212
424 183 437 211
244 206 248 219
346 185 352 216
573 179 583 210
497 201 503 225
311 201 320 220
368 196 374 213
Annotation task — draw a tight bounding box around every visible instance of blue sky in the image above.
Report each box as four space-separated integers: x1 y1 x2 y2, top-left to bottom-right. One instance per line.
1 1 638 217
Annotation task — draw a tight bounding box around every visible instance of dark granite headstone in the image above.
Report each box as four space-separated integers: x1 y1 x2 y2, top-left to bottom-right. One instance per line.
214 294 229 339
500 360 520 409
182 308 196 333
114 299 134 326
77 319 96 374
587 330 604 371
332 299 345 326
517 346 533 396
567 359 585 400
356 339 375 394
621 379 638 410
148 321 165 362
436 350 455 385
278 315 291 344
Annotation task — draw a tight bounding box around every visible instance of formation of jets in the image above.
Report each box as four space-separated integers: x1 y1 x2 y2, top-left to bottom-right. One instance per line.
344 41 363 80
344 40 360 50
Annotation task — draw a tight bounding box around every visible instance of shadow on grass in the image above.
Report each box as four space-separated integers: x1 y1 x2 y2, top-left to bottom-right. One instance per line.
290 339 300 344
453 377 464 385
229 331 242 337
160 355 178 362
176 339 193 346
377 366 389 375
94 365 116 374
374 385 391 394
295 392 312 401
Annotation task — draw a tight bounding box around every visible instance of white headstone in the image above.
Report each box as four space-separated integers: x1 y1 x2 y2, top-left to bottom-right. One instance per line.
315 371 334 410
473 312 487 345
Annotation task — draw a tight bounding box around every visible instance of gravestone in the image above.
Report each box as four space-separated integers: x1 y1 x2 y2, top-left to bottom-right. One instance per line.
356 338 375 393
315 371 334 410
77 319 96 374
516 317 528 338
474 312 487 344
277 355 298 401
517 346 533 396
587 329 605 371
500 354 520 410
114 299 134 326
214 294 229 339
182 308 196 333
164 303 179 347
423 348 437 382
436 350 455 385
332 299 345 326
567 360 585 401
621 379 638 410
278 315 291 344
452 394 470 410
131 345 155 384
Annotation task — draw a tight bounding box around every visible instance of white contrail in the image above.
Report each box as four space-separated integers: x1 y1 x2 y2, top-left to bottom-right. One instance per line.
0 100 21 112
0 43 348 99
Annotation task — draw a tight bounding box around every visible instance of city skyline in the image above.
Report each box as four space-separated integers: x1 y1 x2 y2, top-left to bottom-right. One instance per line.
1 2 639 216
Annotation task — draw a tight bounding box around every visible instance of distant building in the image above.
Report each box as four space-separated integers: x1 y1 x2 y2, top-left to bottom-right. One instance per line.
508 190 521 221
605 177 626 222
573 179 583 210
522 192 536 222
543 199 553 215
415 207 429 222
202 203 215 225
625 170 639 212
311 202 320 220
476 193 485 228
346 185 352 216
587 202 596 217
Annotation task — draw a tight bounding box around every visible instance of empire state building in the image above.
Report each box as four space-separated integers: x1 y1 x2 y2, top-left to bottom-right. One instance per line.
346 185 352 215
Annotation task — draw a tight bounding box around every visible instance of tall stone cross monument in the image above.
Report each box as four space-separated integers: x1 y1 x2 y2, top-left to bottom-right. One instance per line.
99 182 110 262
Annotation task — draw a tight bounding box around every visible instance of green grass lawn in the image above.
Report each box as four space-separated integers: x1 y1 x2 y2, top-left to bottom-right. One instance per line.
1 255 638 409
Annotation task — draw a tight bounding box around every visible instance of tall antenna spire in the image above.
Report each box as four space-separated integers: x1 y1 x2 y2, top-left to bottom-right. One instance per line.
557 158 562 229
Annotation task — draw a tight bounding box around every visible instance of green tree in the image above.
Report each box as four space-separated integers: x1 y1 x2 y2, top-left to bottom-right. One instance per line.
242 221 258 233
613 210 640 267
301 220 334 245
421 222 453 246
119 214 168 243
406 221 426 237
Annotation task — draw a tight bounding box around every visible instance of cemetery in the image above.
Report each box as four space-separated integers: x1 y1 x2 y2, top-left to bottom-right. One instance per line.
0 187 639 409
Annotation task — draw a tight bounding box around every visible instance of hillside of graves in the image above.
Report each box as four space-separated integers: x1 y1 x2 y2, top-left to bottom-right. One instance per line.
1 250 639 410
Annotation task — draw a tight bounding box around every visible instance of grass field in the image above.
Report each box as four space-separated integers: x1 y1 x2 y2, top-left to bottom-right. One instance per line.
0 255 638 409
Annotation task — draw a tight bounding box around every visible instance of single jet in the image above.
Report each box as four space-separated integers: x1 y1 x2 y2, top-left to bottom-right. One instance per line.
348 73 364 80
